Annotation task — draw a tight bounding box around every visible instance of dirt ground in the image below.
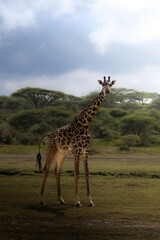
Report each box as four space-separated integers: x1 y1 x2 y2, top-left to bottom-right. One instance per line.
1 210 160 240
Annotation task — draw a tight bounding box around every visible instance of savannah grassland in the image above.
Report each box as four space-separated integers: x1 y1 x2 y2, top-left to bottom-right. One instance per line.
1 144 160 239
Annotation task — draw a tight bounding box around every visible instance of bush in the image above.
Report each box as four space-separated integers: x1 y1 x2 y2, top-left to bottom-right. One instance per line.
9 109 42 130
120 114 155 146
110 109 127 118
0 122 13 144
118 134 140 150
15 131 38 145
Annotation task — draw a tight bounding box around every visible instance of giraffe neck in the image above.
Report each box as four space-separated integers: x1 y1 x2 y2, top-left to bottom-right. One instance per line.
73 89 107 127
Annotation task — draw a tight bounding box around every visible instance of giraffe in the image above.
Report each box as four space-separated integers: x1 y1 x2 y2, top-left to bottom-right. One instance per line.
37 76 116 207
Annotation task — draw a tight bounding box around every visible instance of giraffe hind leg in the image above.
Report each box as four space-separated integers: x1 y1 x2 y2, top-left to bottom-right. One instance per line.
40 148 56 205
54 151 66 205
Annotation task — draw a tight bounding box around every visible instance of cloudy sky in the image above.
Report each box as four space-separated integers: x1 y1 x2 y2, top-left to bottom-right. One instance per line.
1 0 160 96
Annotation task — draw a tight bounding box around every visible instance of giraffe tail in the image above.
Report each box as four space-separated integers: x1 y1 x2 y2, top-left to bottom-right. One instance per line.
36 135 48 172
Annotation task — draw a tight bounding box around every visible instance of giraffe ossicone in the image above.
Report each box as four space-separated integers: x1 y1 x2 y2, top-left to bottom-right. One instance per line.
37 76 116 207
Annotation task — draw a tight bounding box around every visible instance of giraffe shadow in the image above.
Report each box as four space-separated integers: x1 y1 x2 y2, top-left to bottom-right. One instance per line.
25 204 69 217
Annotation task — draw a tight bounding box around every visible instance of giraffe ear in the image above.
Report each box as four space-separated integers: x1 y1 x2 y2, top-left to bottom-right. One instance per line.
111 80 116 86
98 80 103 85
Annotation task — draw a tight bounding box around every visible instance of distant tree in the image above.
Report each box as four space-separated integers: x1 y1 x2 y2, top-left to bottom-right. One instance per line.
102 88 137 108
0 96 26 112
1 85 160 146
127 91 158 105
63 95 81 101
8 106 75 144
0 121 12 144
147 109 160 135
110 108 127 118
120 102 142 111
79 92 99 109
118 134 140 150
9 109 42 130
89 108 119 140
120 114 155 145
43 106 74 127
150 96 160 110
53 95 81 113
80 89 133 109
103 88 158 108
0 96 8 109
11 87 67 109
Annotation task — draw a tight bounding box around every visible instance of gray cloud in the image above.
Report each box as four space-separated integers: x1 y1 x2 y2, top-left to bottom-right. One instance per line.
0 0 160 96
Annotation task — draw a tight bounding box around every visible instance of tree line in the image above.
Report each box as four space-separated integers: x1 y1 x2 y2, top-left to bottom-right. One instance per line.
0 87 160 149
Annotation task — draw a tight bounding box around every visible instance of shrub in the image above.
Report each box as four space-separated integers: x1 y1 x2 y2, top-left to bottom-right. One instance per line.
0 122 13 144
118 134 140 150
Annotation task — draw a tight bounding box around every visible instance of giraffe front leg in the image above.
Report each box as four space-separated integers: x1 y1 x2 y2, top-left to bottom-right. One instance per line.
54 166 65 205
74 154 82 207
83 151 94 207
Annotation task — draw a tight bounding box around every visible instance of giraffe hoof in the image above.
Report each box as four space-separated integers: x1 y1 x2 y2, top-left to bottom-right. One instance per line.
88 202 95 207
59 198 65 205
75 202 82 207
40 201 46 206
60 200 66 205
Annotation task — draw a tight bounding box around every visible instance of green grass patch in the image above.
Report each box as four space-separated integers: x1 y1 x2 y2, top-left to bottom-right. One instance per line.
1 168 160 179
1 174 160 240
1 148 160 239
1 142 160 156
0 144 47 155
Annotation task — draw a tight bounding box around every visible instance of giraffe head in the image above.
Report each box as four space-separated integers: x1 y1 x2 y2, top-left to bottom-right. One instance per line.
98 76 116 94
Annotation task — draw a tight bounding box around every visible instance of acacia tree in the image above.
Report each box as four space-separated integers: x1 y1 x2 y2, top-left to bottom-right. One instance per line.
126 91 158 105
11 87 67 109
150 96 160 110
102 88 158 108
0 96 26 112
102 88 140 108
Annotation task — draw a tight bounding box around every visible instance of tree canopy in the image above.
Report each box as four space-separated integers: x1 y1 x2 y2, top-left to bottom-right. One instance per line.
11 87 67 109
0 86 160 146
